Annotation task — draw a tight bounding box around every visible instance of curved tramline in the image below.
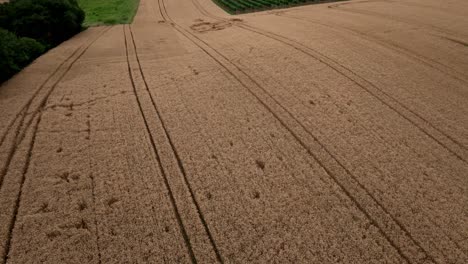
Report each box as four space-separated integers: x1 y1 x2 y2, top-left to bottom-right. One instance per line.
213 0 340 13
1 0 467 262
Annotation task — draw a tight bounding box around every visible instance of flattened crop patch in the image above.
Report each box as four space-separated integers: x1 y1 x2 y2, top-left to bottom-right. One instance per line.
190 21 233 33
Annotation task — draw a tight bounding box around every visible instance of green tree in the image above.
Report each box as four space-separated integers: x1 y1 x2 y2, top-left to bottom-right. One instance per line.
0 28 45 82
0 0 85 47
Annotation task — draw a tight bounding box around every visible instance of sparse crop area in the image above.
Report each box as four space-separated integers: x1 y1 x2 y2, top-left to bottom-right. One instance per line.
78 0 139 26
214 0 337 13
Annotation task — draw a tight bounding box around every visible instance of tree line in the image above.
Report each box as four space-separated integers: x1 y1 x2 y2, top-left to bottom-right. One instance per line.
0 0 85 83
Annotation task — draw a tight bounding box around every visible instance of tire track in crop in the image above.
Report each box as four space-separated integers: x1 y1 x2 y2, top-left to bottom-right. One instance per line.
392 0 468 17
192 1 468 258
128 19 225 261
275 12 468 84
1 27 110 264
191 0 468 164
0 36 91 150
0 28 111 193
328 1 468 40
0 116 41 264
157 0 443 263
235 25 468 161
123 25 200 264
0 47 82 183
175 0 467 260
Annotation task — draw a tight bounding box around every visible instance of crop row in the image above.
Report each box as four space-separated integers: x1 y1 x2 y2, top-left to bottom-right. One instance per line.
214 0 322 13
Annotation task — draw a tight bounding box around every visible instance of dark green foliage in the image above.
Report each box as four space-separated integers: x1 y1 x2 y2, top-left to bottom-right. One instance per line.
0 0 84 83
0 28 45 82
0 0 85 47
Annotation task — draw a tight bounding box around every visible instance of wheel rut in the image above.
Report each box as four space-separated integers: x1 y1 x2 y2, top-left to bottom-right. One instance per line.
0 26 110 264
0 47 82 150
1 0 466 262
328 0 468 40
0 27 112 191
191 1 468 258
154 0 447 262
124 21 224 263
275 12 468 84
191 0 468 164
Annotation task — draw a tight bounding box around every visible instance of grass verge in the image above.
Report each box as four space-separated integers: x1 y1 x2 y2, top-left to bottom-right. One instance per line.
78 0 140 26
